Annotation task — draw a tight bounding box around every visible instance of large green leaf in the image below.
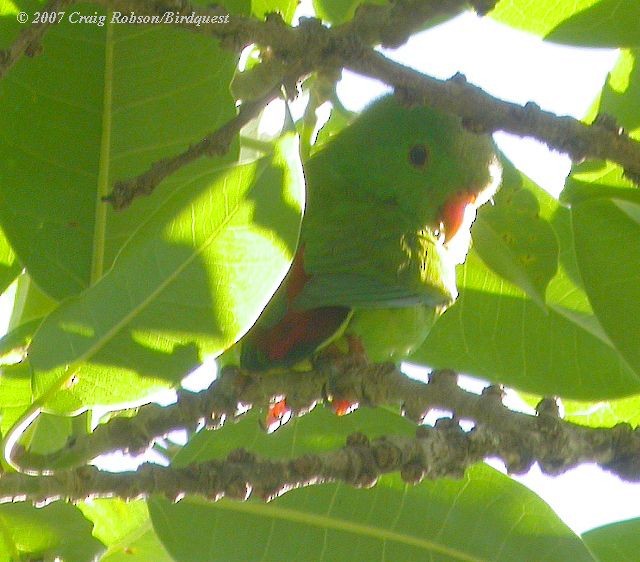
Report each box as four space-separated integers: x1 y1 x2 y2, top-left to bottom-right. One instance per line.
582 518 640 562
0 1 240 300
0 502 104 562
491 0 639 47
411 168 640 399
413 254 639 398
472 157 558 307
491 0 599 37
571 195 640 376
28 134 305 413
562 393 640 427
0 274 56 365
562 50 639 206
554 49 640 389
149 408 593 562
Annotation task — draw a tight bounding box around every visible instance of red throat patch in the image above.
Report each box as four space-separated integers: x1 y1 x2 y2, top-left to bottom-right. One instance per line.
439 191 477 243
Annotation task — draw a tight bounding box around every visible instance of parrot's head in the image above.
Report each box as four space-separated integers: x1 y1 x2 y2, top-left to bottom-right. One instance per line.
331 95 502 262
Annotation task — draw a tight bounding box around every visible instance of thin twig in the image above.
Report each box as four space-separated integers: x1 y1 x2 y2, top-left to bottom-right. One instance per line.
103 88 280 209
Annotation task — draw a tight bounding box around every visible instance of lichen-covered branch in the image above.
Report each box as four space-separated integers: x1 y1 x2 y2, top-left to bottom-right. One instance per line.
0 0 73 80
2 386 639 505
12 357 640 482
0 426 484 505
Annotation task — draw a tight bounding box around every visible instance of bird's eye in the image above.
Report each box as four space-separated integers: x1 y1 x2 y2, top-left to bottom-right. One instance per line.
408 144 429 168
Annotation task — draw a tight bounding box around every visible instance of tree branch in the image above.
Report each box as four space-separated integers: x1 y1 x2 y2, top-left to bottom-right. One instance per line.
0 426 486 505
91 0 490 54
12 358 640 482
346 49 640 181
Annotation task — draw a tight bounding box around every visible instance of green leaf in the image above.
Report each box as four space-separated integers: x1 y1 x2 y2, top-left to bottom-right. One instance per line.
79 499 174 562
582 518 640 562
562 50 639 206
0 275 55 364
149 408 594 562
0 3 238 299
312 103 354 155
8 274 58 329
252 0 298 22
491 0 599 37
412 174 640 399
28 134 305 413
571 196 640 376
0 362 33 435
0 502 104 562
490 0 640 47
0 320 36 363
598 49 640 132
546 0 640 48
413 253 639 398
553 49 640 391
22 411 72 454
473 157 558 307
312 0 387 25
562 394 640 427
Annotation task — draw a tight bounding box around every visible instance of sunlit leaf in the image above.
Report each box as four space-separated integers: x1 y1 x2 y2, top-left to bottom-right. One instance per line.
571 195 640 376
149 408 593 562
28 135 305 413
0 2 239 299
0 225 19 296
473 157 558 307
312 0 386 25
561 394 640 428
0 362 32 435
79 499 173 562
0 503 103 562
491 0 640 47
546 0 640 47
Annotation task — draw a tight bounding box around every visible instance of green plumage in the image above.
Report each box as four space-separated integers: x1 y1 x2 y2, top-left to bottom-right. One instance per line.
241 95 500 368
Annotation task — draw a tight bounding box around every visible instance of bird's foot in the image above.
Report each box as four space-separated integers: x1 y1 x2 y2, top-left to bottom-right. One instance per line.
330 399 359 416
263 398 292 433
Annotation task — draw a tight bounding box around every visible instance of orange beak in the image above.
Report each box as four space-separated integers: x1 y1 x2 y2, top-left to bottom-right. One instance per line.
439 191 477 243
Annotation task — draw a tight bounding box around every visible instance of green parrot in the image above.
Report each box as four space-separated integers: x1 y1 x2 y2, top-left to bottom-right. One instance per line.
240 95 501 371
